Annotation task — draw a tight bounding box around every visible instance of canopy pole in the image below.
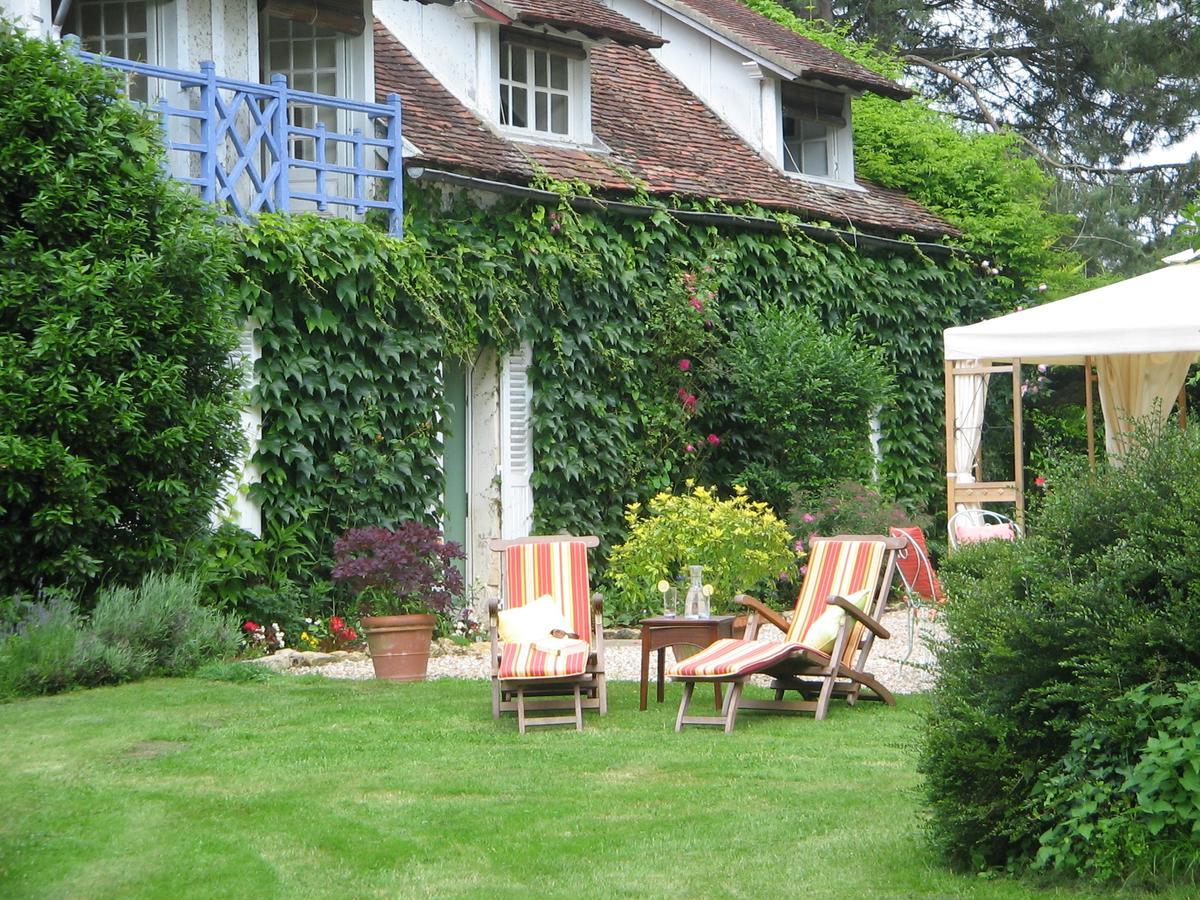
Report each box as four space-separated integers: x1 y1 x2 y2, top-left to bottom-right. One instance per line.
1179 386 1188 431
1084 356 1096 471
944 358 957 524
1012 358 1025 527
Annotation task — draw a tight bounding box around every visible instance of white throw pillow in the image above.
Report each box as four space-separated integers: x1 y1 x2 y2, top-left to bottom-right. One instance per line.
497 594 568 644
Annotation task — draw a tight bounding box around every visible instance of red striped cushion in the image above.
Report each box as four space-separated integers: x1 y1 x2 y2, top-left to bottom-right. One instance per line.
668 638 819 678
498 639 590 679
504 541 593 642
787 539 886 667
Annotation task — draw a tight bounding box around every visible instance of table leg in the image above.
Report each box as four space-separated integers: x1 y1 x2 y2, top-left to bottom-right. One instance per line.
656 648 666 703
714 682 724 710
639 631 650 711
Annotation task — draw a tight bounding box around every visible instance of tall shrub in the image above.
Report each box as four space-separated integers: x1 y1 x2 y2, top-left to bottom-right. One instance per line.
700 306 893 513
924 425 1200 882
0 27 244 593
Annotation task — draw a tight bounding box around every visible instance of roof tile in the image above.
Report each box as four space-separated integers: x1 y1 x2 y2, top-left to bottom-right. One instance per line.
375 23 954 239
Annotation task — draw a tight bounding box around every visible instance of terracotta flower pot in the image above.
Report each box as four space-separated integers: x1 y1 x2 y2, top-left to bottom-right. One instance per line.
361 614 437 681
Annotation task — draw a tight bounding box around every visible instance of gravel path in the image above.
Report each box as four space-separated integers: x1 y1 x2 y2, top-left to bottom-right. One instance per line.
287 605 943 694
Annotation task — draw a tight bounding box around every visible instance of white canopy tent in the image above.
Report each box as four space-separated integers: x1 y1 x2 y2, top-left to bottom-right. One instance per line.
941 260 1200 524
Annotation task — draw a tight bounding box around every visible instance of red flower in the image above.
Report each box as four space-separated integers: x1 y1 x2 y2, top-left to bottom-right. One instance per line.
330 615 345 633
689 296 704 311
678 358 691 371
1034 475 1047 487
243 621 259 633
706 433 720 445
343 629 358 641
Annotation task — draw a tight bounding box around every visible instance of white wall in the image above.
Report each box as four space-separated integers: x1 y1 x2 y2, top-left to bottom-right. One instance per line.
377 0 483 114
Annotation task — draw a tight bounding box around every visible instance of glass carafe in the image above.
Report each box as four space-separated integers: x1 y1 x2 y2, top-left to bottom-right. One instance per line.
684 565 708 618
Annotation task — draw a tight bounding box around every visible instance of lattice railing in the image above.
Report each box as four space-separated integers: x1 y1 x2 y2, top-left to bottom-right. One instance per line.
74 47 404 235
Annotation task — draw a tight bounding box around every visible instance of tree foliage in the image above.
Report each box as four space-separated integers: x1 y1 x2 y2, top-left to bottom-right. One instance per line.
772 0 1200 274
0 27 244 593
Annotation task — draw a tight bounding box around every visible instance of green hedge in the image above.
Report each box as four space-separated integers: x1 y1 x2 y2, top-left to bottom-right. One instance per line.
925 425 1200 885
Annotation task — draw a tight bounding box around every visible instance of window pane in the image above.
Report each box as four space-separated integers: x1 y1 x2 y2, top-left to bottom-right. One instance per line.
550 54 568 90
127 36 147 61
499 85 510 125
534 92 547 132
315 39 337 69
550 94 568 134
511 87 527 127
82 36 102 52
510 46 526 84
316 73 336 96
800 121 828 142
293 72 313 92
802 140 829 176
103 2 123 35
534 50 547 88
269 16 289 39
127 1 146 32
127 73 148 103
293 40 313 70
81 4 101 35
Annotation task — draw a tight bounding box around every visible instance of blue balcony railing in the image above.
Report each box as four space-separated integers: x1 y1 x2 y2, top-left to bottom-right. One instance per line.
74 47 404 235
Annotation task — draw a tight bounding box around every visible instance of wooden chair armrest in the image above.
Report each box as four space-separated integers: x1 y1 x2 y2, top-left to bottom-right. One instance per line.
829 596 890 639
487 598 500 620
591 592 604 614
733 594 789 635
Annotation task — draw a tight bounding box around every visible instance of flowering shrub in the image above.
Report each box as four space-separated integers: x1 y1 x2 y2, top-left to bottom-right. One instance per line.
331 522 465 617
606 483 797 622
789 481 924 538
241 620 286 655
297 615 359 652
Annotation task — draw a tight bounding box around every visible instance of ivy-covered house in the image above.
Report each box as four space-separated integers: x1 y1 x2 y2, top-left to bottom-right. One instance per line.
372 0 962 590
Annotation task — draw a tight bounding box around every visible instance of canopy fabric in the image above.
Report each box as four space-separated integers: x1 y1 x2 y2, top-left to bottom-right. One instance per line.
944 262 1200 364
951 360 988 518
1097 352 1195 457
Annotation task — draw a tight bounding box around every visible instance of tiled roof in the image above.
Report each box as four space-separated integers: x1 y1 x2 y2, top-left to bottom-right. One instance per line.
411 0 663 49
658 0 909 99
498 0 664 48
375 23 954 239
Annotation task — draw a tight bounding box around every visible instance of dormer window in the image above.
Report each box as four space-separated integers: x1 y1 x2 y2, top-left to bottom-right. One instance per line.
781 83 847 180
497 29 588 141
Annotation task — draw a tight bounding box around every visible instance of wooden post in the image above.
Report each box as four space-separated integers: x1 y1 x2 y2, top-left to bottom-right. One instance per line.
1084 356 1096 471
944 358 957 524
1012 358 1025 527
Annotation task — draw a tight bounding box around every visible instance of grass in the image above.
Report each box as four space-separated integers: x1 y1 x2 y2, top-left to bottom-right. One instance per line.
0 676 1161 899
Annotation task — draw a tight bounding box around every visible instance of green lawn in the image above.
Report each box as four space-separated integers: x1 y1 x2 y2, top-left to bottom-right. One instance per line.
0 676 1137 898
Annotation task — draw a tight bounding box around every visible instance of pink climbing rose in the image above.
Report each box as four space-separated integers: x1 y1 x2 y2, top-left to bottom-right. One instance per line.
678 358 691 371
706 433 720 445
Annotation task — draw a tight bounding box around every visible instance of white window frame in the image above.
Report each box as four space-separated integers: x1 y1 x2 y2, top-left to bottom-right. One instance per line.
779 83 857 187
63 0 160 101
261 18 349 163
496 32 591 145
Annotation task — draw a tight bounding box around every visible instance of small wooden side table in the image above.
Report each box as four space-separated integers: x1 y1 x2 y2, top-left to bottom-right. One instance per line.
639 615 737 711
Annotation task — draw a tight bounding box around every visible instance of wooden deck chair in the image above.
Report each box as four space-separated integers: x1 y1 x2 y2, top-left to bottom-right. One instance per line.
947 509 1022 550
488 536 607 733
889 526 944 665
669 535 902 733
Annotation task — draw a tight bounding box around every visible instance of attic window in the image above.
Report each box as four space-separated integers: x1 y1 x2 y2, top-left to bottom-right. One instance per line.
498 29 585 138
781 83 847 178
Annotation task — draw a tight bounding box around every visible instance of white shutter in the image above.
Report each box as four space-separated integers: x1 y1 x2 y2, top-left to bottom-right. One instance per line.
499 343 534 539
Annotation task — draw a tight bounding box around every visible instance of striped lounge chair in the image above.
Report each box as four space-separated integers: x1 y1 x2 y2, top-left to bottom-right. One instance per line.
488 536 607 733
669 535 903 732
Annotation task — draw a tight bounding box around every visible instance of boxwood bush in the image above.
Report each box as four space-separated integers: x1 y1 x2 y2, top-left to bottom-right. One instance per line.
924 425 1200 885
0 26 244 593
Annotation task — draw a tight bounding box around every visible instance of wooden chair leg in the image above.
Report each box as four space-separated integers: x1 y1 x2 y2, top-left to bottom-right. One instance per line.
574 685 583 732
517 689 527 735
597 673 608 715
723 681 744 734
774 687 785 702
675 681 696 732
814 672 836 721
491 678 501 720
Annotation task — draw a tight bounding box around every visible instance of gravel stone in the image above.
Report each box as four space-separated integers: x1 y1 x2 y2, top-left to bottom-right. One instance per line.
285 605 944 693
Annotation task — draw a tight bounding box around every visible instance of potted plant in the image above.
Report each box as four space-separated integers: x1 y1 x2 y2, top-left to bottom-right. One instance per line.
331 523 465 681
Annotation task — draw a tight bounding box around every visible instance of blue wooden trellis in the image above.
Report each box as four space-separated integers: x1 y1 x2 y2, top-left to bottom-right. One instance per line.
74 47 404 236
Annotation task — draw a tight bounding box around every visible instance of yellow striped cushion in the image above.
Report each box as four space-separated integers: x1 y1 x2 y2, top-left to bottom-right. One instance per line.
668 638 809 678
786 539 886 666
504 541 593 642
498 639 590 680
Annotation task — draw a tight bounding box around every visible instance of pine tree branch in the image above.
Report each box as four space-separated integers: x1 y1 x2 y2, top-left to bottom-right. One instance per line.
905 53 1199 177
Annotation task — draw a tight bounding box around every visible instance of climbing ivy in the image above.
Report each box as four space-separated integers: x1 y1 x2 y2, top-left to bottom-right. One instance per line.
239 187 1009 583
